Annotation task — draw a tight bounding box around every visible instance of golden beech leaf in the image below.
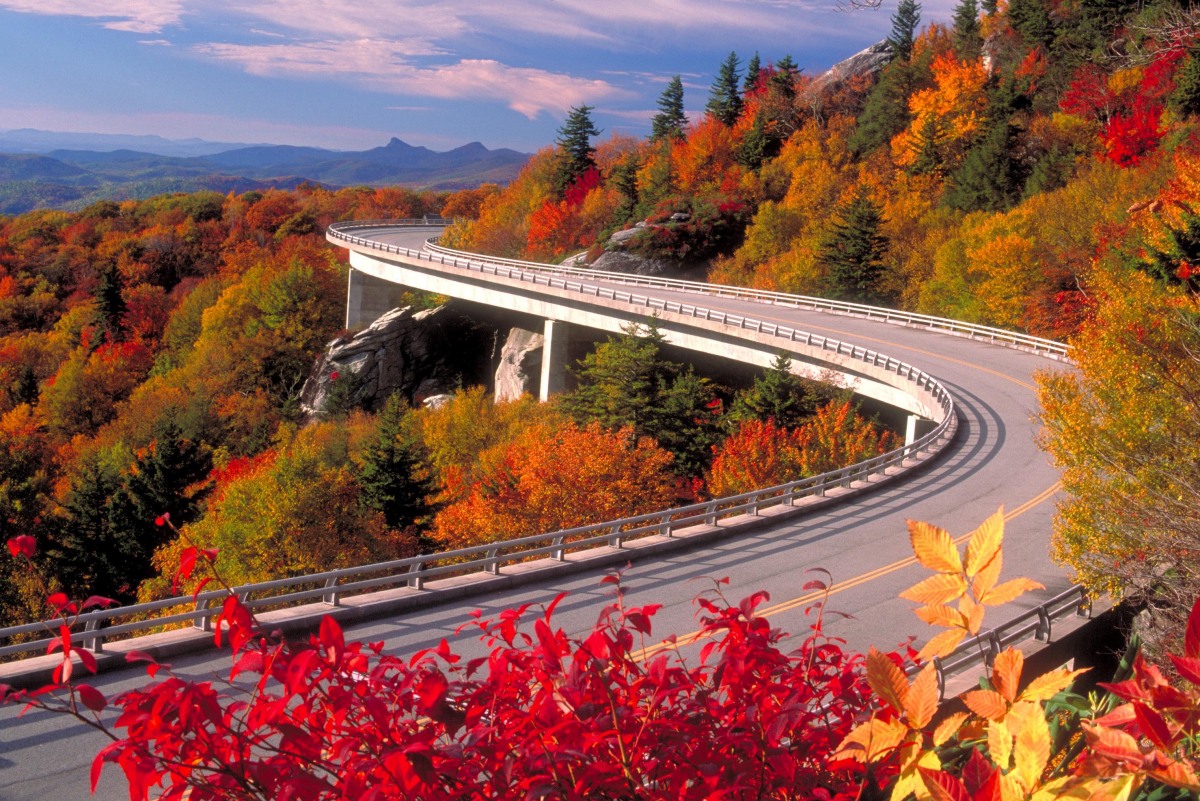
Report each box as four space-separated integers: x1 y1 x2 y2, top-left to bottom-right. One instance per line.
890 749 942 801
933 711 970 747
999 772 1027 801
964 508 1004 577
909 519 963 574
918 628 967 662
1148 759 1200 791
971 550 1004 599
958 594 986 635
1019 667 1090 704
906 663 940 729
980 577 1044 607
834 717 909 763
988 718 1014 771
1013 705 1051 791
915 603 967 629
1030 776 1090 801
867 647 910 715
992 649 1024 703
902 573 969 606
962 688 1010 722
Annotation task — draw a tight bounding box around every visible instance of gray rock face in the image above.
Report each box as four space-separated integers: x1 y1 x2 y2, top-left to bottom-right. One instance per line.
493 326 544 402
590 249 680 277
808 40 893 95
299 302 497 420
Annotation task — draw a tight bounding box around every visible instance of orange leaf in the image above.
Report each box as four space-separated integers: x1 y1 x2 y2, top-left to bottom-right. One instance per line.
906 663 940 729
992 649 1024 703
971 550 1004 599
959 594 985 635
902 573 969 606
909 519 963 574
933 711 970 746
964 508 1004 578
962 689 1009 722
833 717 909 763
915 603 966 629
918 628 967 661
867 647 910 715
980 577 1043 606
1148 759 1200 791
1013 705 1051 790
1081 722 1144 767
918 767 971 801
1019 667 1089 703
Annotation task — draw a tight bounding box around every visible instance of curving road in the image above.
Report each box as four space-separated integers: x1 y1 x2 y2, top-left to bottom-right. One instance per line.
0 226 1071 801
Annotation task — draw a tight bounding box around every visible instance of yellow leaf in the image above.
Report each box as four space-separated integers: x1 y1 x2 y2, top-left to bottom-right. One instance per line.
1013 705 1051 790
914 603 966 629
890 749 942 801
867 646 910 715
834 717 909 763
1018 667 1089 704
902 573 969 606
909 519 963 574
992 648 1024 703
906 663 940 729
962 688 1009 722
933 711 969 746
971 549 1004 599
999 772 1027 801
964 507 1004 577
1030 776 1089 801
988 718 1014 770
958 594 986 635
981 577 1044 606
917 628 967 661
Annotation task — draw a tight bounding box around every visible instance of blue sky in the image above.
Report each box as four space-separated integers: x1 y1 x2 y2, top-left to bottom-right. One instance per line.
0 0 956 154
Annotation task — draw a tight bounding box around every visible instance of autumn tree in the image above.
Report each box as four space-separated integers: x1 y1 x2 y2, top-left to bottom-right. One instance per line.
706 51 744 126
554 105 601 196
650 76 688 143
819 189 891 302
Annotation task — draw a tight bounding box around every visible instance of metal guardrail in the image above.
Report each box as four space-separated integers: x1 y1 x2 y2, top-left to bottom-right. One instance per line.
1 220 1063 678
913 585 1092 699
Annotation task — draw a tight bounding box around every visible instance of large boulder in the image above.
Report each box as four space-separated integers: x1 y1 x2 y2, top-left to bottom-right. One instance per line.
299 303 497 419
493 326 544 402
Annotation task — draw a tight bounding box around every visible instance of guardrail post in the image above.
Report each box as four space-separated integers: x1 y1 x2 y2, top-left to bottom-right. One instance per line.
486 548 501 575
1035 605 1052 642
552 536 566 561
323 577 340 607
705 502 718 525
608 525 623 549
408 562 425 590
195 596 213 631
660 517 673 537
84 618 104 653
933 656 946 701
815 477 826 497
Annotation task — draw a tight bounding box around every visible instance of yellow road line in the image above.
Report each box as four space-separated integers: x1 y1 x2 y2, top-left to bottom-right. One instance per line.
633 481 1062 662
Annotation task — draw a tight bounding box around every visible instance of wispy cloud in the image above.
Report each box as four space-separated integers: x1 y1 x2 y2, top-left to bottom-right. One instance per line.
0 0 187 32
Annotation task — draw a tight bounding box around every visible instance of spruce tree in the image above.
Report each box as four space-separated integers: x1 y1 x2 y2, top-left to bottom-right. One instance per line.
1007 0 1053 49
650 76 688 142
358 393 434 537
1170 47 1200 118
770 55 800 100
819 190 890 303
850 60 915 156
554 105 601 196
706 52 744 126
888 0 921 63
729 353 836 430
952 0 982 62
94 263 127 342
744 53 762 94
946 120 1024 212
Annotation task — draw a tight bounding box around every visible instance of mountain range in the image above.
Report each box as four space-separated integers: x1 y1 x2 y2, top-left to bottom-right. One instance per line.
0 131 530 215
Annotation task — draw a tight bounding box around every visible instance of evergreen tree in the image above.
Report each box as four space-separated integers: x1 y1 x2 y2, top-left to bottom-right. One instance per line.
770 55 800 100
981 0 997 14
1170 46 1200 118
888 0 922 63
850 60 916 156
563 320 720 476
650 76 688 142
706 52 744 126
946 120 1024 212
729 353 838 430
909 114 944 176
610 154 641 225
819 190 890 303
553 105 601 196
1007 0 1054 49
358 393 435 537
744 53 762 94
94 262 127 342
736 113 770 168
952 0 983 62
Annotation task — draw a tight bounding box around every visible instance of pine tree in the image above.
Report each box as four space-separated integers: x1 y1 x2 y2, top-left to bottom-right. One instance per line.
1170 47 1200 118
744 53 762 94
554 105 601 196
850 60 916 156
1007 0 1054 49
888 0 921 63
819 190 890 303
358 393 435 536
770 55 800 100
94 262 127 342
952 0 982 62
706 52 744 126
650 76 688 142
946 120 1024 212
729 353 837 430
909 114 944 176
736 113 770 168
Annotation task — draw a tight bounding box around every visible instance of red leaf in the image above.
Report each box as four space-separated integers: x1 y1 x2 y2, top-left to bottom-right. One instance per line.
1134 703 1174 750
76 683 107 712
76 647 97 675
81 595 117 610
320 616 345 666
6 535 36 559
47 592 70 611
918 767 972 801
1169 655 1200 687
1186 596 1200 659
191 576 215 603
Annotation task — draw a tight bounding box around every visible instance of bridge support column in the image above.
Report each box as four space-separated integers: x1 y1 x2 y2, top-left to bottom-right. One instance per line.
905 414 936 446
539 319 570 401
346 267 412 329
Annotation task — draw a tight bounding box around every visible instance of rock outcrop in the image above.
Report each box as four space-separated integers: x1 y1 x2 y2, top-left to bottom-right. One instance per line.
299 302 498 419
493 326 544 402
807 40 893 96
